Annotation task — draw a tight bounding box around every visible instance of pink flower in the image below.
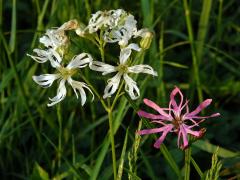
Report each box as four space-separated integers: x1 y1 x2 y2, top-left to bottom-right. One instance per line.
137 87 220 149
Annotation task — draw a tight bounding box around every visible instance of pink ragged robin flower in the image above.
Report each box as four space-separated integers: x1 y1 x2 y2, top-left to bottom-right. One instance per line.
137 87 220 149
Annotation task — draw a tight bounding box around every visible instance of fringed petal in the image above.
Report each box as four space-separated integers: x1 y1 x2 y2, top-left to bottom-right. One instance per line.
67 53 93 69
103 72 122 98
47 79 67 106
90 61 117 75
123 74 140 100
128 64 158 76
32 74 60 88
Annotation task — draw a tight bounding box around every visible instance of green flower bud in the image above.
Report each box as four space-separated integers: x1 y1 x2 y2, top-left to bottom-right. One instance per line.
140 31 153 50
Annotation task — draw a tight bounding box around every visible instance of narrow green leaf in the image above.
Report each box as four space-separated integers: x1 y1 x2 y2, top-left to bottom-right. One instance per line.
193 140 238 158
196 0 212 63
31 163 49 180
141 0 154 27
117 128 129 180
163 60 189 69
191 157 203 178
9 0 16 53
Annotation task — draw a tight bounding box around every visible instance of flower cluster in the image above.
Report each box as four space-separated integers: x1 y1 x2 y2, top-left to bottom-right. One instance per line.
83 9 149 47
28 9 157 106
27 20 94 106
137 87 220 149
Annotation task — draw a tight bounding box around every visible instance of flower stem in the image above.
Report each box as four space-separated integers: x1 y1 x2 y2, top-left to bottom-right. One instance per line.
184 147 192 180
108 109 117 180
57 104 62 168
106 82 125 180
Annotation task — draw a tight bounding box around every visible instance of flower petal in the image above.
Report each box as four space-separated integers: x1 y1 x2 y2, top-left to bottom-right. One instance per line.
123 74 140 100
185 113 220 120
40 29 67 50
170 86 184 115
137 110 170 121
27 49 50 63
143 98 171 119
137 126 169 135
33 74 60 88
47 79 67 106
185 99 212 117
153 125 174 148
48 49 62 68
90 61 117 75
178 125 188 149
183 125 202 137
39 35 53 48
103 72 122 98
67 53 93 69
133 28 149 38
128 64 158 76
120 43 141 64
68 78 94 106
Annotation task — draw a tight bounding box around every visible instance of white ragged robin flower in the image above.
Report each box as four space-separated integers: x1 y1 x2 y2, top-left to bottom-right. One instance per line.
87 9 126 33
39 19 79 52
30 49 94 106
27 20 79 64
90 43 158 99
103 14 138 47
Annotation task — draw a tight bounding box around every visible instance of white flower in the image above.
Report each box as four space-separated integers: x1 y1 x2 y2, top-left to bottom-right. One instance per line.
39 19 78 50
104 14 137 46
90 43 158 99
31 49 94 106
87 9 126 33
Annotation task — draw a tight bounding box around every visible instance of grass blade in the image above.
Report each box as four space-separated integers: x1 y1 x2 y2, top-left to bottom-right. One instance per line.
196 0 213 63
117 128 129 180
193 140 238 158
9 0 16 53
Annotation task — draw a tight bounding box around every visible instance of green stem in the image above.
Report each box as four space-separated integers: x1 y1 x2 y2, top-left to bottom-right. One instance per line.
108 82 124 180
111 82 124 110
184 147 192 180
108 110 117 180
97 32 117 179
57 105 62 168
183 0 203 103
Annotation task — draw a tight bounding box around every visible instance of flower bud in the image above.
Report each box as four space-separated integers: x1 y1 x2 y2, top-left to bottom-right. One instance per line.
140 31 153 50
75 23 86 37
59 19 79 31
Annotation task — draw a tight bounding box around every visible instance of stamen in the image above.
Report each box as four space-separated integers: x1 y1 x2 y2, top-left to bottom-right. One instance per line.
58 67 77 79
117 64 128 73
